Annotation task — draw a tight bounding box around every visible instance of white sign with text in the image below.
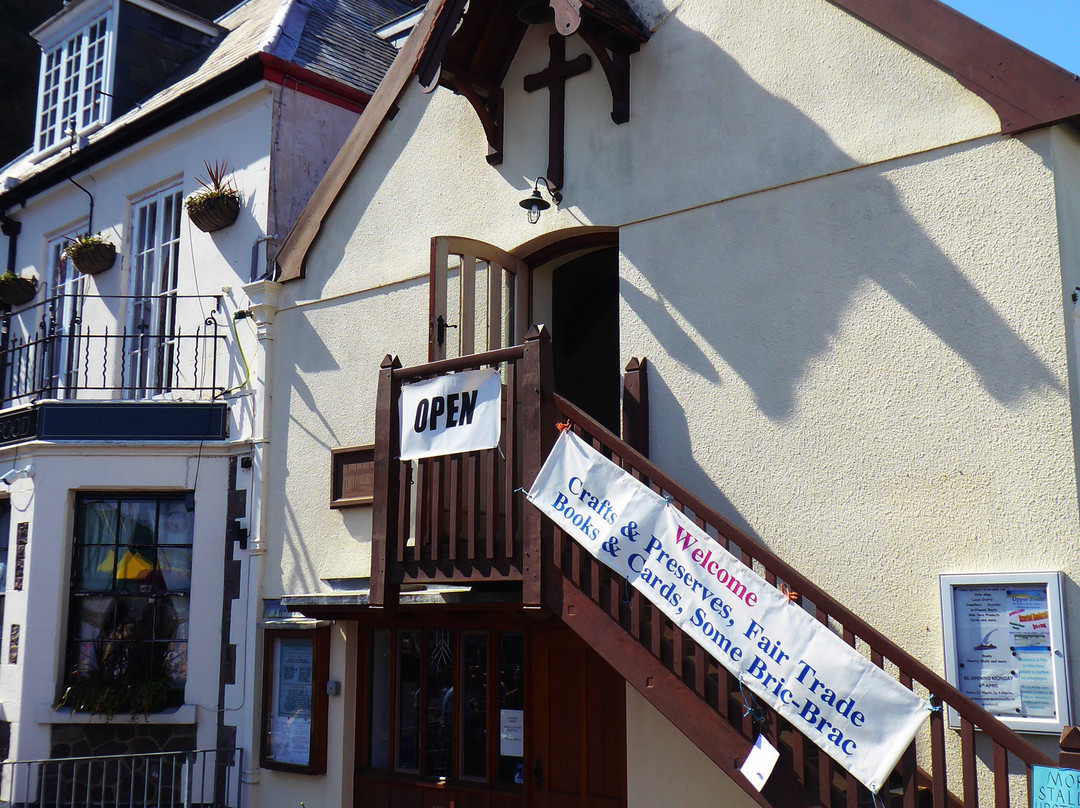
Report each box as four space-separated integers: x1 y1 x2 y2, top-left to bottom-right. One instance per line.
399 368 501 460
526 429 930 792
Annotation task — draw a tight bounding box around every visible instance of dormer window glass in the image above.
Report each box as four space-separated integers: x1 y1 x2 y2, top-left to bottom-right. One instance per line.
35 15 111 153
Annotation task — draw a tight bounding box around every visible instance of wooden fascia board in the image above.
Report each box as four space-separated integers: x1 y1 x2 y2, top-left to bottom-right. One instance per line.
274 0 449 282
826 0 1080 133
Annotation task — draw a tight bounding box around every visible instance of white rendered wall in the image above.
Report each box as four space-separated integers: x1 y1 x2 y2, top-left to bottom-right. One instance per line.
625 685 757 808
267 0 1078 797
4 85 276 407
0 445 232 763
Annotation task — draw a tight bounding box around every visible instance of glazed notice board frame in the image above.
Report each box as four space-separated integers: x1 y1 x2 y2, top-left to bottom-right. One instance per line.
940 572 1070 733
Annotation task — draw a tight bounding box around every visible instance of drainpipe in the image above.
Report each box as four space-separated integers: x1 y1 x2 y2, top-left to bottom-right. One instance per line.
237 278 283 808
0 214 21 274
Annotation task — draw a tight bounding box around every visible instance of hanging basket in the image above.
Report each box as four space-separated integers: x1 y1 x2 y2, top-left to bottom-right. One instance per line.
186 193 241 233
0 275 38 307
67 241 117 275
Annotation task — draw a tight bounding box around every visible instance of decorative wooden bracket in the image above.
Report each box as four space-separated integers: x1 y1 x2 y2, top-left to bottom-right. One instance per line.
551 0 583 36
578 23 637 124
444 67 505 165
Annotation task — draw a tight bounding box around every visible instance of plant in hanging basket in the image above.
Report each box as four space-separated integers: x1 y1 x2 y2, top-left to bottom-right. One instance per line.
63 233 117 275
0 271 38 307
185 160 242 233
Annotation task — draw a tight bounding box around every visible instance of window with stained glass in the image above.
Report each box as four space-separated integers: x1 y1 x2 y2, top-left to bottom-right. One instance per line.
367 627 525 786
64 494 192 712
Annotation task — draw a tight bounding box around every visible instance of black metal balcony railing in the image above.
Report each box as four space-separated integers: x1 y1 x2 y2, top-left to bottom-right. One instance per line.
0 747 244 808
0 294 230 407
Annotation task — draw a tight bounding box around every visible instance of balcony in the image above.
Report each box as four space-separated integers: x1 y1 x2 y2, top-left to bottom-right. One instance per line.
0 293 231 446
0 293 230 409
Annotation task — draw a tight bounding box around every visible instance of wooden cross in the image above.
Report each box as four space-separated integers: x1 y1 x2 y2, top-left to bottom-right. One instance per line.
523 33 592 191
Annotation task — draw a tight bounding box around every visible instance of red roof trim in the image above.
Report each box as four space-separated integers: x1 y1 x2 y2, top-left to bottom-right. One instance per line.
825 0 1080 132
259 53 372 115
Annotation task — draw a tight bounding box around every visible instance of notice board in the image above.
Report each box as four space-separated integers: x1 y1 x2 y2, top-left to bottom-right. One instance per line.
940 572 1070 733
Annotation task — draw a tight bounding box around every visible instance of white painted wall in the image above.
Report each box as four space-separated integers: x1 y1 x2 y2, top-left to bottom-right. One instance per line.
626 685 757 808
266 0 1080 799
0 444 232 764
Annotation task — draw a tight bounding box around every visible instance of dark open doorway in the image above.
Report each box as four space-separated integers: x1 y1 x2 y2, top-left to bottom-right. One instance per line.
550 246 620 433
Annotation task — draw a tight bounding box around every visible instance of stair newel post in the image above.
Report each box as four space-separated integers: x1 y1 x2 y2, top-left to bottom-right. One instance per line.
1059 726 1080 769
371 354 403 608
622 356 649 457
521 325 555 610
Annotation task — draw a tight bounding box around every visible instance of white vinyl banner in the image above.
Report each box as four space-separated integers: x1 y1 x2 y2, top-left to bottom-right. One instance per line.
399 368 501 461
526 429 930 792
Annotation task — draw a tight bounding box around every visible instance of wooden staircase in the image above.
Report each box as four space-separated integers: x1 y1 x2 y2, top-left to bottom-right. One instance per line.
371 326 1054 808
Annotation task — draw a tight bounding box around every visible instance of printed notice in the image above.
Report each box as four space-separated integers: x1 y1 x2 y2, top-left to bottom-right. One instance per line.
270 637 314 765
952 584 1055 719
500 709 524 757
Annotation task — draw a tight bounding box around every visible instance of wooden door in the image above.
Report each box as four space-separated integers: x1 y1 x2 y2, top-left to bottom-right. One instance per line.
530 627 626 808
428 236 529 361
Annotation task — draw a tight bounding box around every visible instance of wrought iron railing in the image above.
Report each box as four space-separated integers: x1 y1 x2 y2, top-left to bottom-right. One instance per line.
0 747 243 808
0 293 229 407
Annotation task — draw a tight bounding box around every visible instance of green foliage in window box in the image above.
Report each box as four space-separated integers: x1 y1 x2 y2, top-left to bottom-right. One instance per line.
56 670 182 719
56 632 183 719
185 161 241 232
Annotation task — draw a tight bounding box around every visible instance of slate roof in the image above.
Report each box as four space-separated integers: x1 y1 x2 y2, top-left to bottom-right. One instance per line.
283 0 410 97
0 0 410 201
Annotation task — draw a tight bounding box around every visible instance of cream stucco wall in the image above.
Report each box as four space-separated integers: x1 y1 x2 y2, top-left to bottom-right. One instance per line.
265 0 1080 801
626 685 757 808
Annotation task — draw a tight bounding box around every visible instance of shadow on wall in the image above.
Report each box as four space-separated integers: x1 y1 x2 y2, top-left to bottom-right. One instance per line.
272 276 429 590
599 11 1065 535
608 12 1061 422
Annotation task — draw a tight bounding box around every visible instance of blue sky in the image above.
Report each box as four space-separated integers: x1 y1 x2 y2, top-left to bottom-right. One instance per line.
938 0 1080 76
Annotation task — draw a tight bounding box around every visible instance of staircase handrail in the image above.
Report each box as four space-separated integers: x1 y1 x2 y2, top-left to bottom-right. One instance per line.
549 390 1052 768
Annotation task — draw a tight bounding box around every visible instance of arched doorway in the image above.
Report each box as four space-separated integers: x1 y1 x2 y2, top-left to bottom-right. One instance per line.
427 228 622 434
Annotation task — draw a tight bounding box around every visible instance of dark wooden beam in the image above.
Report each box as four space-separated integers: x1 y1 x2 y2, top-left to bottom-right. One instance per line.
371 354 402 608
521 325 556 609
554 579 817 808
577 22 636 124
621 356 648 457
443 67 505 165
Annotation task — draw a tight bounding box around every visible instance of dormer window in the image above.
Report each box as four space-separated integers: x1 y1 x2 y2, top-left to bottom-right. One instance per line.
35 13 112 154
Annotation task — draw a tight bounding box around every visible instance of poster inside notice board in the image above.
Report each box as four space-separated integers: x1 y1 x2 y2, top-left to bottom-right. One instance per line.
269 637 314 765
940 572 1070 733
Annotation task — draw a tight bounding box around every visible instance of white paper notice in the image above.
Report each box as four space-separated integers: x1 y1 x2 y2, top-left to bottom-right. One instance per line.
740 735 780 791
399 367 502 460
500 709 524 757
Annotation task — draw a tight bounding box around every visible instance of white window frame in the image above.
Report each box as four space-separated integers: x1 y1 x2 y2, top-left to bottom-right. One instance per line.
45 229 88 399
34 13 113 155
125 183 183 398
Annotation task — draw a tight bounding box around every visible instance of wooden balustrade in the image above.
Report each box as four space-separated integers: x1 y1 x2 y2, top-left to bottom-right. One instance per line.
549 392 1053 808
371 326 1053 807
